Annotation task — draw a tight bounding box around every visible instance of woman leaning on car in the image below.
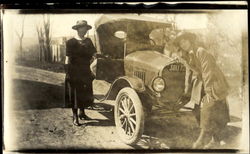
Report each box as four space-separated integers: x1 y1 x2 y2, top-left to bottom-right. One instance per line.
173 32 230 149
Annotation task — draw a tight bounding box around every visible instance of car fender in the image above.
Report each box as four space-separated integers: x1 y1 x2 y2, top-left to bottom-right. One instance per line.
102 76 146 101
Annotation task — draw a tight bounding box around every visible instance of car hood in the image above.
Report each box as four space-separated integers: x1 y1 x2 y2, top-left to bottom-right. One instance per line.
125 50 175 71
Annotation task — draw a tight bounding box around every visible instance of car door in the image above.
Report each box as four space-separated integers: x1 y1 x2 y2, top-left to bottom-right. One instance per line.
95 54 125 83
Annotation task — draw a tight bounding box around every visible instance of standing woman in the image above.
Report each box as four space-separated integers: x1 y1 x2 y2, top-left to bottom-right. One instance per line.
65 20 96 126
173 32 230 149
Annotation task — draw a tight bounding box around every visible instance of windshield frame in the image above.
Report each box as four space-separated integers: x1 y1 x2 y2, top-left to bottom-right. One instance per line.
95 15 172 58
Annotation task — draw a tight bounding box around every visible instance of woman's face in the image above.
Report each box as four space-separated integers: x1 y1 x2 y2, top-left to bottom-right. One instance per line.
176 38 192 62
179 38 192 52
77 27 88 37
177 48 189 62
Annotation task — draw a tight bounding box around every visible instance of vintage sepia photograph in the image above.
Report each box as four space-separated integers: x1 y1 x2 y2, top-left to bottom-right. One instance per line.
2 7 249 153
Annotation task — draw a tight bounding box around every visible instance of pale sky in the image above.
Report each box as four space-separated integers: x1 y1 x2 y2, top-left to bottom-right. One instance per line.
3 10 247 46
4 11 208 39
4 12 102 38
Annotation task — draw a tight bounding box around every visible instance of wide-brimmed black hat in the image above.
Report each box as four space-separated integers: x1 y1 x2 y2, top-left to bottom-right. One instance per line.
72 20 92 30
173 31 196 46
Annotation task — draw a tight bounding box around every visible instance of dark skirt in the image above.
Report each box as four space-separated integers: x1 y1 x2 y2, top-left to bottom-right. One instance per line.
200 96 230 133
65 77 94 109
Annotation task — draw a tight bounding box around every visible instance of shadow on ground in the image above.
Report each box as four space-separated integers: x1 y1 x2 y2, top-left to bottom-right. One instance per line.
11 79 113 111
138 112 241 149
84 119 114 127
12 79 65 110
85 102 115 127
139 112 200 149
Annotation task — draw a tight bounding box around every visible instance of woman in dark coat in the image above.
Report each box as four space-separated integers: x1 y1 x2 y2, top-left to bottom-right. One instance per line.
173 32 230 149
65 20 96 126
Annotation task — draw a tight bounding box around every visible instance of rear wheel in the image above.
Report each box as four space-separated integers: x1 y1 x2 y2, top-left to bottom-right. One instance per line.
114 87 144 145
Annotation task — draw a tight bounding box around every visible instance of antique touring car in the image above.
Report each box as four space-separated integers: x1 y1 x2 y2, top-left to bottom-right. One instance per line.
93 15 190 145
66 15 191 145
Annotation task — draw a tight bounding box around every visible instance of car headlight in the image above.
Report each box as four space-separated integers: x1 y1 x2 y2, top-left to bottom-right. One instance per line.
152 77 165 92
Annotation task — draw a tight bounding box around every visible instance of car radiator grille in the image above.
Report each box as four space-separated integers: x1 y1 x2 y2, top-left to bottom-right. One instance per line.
161 64 186 104
134 71 146 82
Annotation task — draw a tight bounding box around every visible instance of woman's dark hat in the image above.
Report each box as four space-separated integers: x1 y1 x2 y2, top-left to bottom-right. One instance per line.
173 31 196 46
72 20 92 30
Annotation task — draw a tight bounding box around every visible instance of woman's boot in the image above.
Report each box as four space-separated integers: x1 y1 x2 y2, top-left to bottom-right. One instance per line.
79 108 92 120
204 129 224 149
192 129 212 149
204 137 220 149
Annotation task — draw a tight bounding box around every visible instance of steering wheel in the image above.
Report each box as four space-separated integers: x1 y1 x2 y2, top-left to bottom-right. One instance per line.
149 38 156 46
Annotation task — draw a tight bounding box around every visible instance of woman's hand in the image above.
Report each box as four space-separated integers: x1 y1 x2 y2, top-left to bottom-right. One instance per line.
65 56 70 64
90 58 97 77
174 94 191 111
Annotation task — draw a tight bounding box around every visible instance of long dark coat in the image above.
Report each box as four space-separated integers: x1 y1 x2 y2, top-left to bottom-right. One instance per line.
185 47 230 132
65 37 96 109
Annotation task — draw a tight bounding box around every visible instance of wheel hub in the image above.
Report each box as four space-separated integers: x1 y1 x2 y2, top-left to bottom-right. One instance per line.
124 109 130 117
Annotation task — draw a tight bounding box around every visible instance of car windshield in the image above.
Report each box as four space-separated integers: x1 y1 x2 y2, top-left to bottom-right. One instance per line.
95 15 171 58
126 27 169 55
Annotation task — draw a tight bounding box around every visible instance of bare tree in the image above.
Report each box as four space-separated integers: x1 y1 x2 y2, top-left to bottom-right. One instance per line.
15 16 25 59
164 14 177 30
36 14 52 62
161 14 177 45
43 15 52 62
206 13 241 60
36 24 44 61
206 12 243 90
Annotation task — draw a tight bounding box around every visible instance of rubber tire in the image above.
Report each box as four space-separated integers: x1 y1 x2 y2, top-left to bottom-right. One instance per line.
114 87 145 145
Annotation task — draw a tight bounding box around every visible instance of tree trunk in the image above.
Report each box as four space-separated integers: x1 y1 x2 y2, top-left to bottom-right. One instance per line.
19 40 23 59
38 40 43 61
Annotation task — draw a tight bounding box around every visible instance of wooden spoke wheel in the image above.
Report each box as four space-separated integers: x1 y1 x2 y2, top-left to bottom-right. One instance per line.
114 87 144 145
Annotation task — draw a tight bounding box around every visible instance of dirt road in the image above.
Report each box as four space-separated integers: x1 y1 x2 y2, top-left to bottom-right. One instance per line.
4 65 242 151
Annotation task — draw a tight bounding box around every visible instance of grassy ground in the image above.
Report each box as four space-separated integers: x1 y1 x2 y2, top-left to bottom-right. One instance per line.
15 59 65 73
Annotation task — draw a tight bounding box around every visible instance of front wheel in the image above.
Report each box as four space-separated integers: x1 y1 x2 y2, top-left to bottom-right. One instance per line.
114 87 144 145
